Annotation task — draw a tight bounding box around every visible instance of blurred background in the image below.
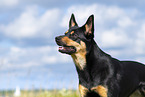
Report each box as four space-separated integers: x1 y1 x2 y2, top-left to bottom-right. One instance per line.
0 0 145 92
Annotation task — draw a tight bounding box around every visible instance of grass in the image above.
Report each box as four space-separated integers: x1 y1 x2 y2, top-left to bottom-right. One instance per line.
0 89 79 97
0 89 141 97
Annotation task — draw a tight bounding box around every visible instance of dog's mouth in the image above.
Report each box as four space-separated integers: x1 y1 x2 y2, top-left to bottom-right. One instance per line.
58 45 76 54
55 36 76 54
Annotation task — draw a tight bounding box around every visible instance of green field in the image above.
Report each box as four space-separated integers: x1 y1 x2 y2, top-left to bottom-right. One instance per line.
0 89 141 97
0 89 79 97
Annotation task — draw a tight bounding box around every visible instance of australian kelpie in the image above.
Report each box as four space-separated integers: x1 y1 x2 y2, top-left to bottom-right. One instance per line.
55 14 145 97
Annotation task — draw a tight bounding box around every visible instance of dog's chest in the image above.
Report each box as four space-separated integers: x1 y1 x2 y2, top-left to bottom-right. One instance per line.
71 52 86 70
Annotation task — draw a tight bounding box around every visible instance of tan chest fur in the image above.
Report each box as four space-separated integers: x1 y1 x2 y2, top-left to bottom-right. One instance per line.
71 52 86 70
71 41 87 70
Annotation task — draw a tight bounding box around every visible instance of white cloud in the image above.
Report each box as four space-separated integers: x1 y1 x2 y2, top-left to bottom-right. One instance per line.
61 4 137 48
61 4 137 27
0 0 19 7
134 23 145 55
41 54 71 64
100 29 129 48
0 46 72 71
0 6 61 39
117 17 135 28
0 3 144 69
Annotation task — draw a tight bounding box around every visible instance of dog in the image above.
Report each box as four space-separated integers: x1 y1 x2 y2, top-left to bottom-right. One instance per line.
55 14 145 97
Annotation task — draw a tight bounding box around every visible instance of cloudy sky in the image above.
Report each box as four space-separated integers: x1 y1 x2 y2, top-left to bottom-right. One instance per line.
0 0 145 90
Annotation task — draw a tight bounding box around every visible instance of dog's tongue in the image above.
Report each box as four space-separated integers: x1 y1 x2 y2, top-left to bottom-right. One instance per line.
59 46 63 50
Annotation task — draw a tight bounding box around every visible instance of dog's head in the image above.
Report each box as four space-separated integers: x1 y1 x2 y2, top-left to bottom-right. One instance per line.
55 14 94 55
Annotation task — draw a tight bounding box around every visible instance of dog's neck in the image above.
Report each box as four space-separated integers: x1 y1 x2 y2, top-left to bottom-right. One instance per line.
87 39 109 61
71 47 87 70
71 39 110 70
71 39 112 84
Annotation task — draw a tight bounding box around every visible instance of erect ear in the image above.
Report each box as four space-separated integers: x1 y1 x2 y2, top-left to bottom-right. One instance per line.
69 13 78 28
84 15 94 39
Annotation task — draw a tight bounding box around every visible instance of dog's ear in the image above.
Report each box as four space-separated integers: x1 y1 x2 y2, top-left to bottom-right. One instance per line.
69 14 78 28
84 15 94 39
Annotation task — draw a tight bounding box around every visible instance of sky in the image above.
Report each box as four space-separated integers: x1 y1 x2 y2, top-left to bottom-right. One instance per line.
0 0 145 90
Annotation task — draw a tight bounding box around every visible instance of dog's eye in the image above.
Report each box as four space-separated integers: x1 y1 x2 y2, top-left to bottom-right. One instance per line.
70 33 78 40
73 33 78 38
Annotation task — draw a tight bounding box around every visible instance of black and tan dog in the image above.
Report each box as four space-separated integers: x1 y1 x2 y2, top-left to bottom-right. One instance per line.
55 14 145 97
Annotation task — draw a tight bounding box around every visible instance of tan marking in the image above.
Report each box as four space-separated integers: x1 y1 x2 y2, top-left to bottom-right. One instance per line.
85 24 89 32
91 85 108 97
70 31 74 34
71 41 86 70
72 22 76 27
61 36 87 70
79 84 89 97
85 24 92 35
65 31 68 34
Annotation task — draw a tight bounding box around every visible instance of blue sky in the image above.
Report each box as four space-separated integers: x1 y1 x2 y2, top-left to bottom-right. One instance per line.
0 0 145 90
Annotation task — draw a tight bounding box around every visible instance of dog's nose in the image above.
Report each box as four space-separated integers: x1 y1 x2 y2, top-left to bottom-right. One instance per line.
55 36 64 41
55 36 60 41
55 36 63 45
55 36 63 43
